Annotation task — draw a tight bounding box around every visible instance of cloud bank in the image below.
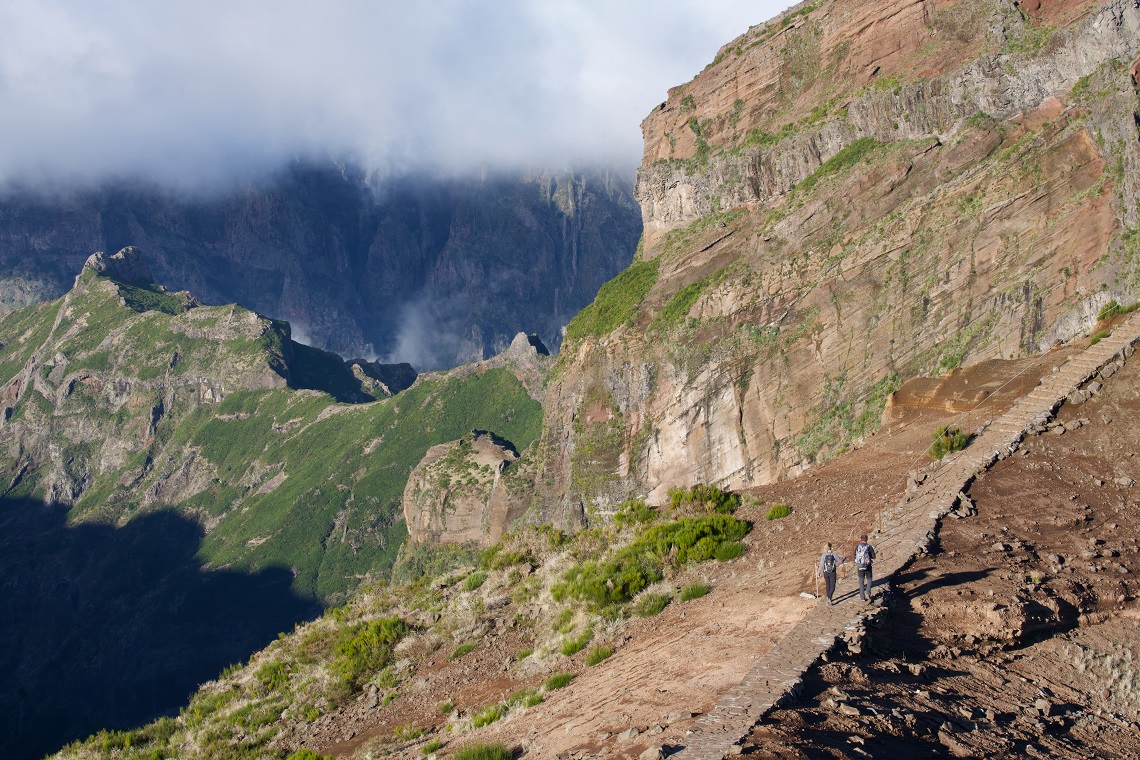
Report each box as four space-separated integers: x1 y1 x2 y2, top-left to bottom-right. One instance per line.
0 0 793 188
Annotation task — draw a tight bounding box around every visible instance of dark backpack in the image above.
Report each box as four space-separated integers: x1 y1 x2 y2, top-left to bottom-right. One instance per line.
822 552 837 573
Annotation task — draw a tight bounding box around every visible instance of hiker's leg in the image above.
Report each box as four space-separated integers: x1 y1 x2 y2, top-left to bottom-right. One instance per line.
857 568 868 600
825 571 836 602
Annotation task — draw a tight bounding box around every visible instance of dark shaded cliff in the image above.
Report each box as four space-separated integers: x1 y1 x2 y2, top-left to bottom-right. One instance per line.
0 164 641 369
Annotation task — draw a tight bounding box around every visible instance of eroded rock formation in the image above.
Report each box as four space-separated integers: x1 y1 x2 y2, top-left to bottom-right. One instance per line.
403 431 529 547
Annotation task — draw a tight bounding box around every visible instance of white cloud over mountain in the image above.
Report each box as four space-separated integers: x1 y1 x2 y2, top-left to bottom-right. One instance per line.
0 0 792 188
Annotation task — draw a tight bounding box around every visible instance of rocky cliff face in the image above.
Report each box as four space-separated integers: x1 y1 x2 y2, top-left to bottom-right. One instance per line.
536 0 1140 519
402 432 529 547
0 165 641 370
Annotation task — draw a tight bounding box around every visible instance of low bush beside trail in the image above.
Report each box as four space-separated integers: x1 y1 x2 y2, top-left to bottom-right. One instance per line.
765 503 791 521
929 425 969 460
552 514 750 613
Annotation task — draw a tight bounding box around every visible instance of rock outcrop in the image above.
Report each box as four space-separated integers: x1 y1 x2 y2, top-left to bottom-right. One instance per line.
403 432 529 547
535 0 1140 519
81 246 155 286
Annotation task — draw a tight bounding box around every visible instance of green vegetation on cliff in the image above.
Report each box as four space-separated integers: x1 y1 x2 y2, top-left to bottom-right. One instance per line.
564 259 658 342
796 137 881 194
552 513 749 612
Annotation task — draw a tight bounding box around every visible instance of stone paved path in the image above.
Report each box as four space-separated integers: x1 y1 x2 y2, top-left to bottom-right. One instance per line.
673 318 1140 759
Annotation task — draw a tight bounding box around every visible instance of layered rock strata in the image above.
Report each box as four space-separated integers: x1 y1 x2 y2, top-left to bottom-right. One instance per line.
536 0 1140 520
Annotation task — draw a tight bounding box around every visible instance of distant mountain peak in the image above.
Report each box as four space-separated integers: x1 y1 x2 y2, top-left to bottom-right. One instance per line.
81 246 154 287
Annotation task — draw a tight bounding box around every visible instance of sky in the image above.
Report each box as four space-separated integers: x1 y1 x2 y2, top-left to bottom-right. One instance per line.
0 0 794 189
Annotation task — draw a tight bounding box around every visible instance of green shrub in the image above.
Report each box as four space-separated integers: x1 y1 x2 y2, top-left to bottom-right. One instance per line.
472 704 502 728
680 582 709 601
422 738 444 755
614 498 658 527
439 701 455 714
451 744 513 760
450 641 478 660
516 648 533 660
255 661 289 693
668 484 741 515
332 617 407 689
480 545 533 571
217 661 243 680
505 688 543 708
635 592 672 617
714 541 745 561
559 629 593 656
928 425 969 460
1090 330 1110 345
463 571 487 592
553 608 575 633
394 724 426 740
288 750 334 760
1099 300 1122 321
544 672 576 690
565 260 659 342
765 503 792 521
797 137 881 194
552 514 749 611
585 645 613 666
657 278 711 326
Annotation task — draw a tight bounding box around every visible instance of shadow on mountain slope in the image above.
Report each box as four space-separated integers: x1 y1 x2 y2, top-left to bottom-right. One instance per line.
0 497 322 759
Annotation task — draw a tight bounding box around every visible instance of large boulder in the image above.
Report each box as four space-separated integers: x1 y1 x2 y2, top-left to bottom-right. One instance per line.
402 431 529 546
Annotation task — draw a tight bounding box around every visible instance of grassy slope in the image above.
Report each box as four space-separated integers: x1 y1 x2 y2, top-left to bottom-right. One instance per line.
185 369 542 600
54 494 747 760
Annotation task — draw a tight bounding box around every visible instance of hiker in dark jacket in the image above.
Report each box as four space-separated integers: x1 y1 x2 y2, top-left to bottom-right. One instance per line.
855 534 877 602
816 542 845 605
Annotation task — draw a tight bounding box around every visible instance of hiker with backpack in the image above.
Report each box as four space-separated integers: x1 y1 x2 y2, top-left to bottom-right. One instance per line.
816 542 845 605
855 534 877 602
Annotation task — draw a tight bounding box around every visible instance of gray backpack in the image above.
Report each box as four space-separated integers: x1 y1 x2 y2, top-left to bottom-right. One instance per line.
856 543 874 569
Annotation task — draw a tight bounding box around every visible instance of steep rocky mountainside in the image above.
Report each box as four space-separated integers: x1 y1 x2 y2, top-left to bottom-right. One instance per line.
537 0 1140 521
0 248 544 602
50 329 1140 760
0 164 641 369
